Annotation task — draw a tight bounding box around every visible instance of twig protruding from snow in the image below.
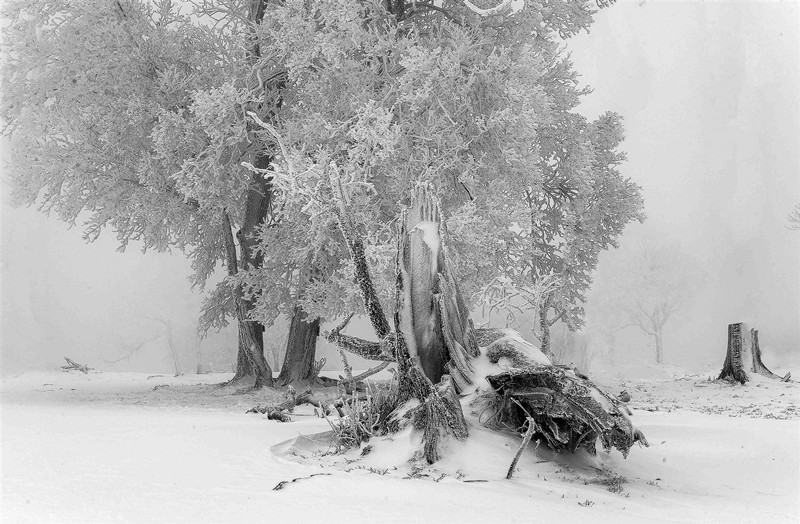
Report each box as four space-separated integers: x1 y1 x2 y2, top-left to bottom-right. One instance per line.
272 473 332 491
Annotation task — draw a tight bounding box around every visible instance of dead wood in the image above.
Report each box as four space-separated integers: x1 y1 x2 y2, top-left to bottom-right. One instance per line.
246 387 332 420
506 416 537 479
272 473 332 491
324 181 647 465
750 328 790 382
61 357 91 374
718 323 790 384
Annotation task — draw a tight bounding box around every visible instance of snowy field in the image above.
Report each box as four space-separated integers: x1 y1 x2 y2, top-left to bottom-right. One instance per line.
2 370 798 523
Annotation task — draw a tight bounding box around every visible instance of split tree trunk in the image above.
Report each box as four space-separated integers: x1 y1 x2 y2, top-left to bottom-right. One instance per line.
277 306 321 385
327 181 646 463
718 322 790 384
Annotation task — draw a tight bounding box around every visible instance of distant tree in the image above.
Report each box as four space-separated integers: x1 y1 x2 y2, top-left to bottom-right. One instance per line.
584 280 632 367
526 112 644 358
0 0 304 387
474 111 645 358
609 239 701 364
788 203 800 231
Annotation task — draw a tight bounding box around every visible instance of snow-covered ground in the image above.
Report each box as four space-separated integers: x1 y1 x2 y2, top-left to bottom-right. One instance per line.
2 370 798 523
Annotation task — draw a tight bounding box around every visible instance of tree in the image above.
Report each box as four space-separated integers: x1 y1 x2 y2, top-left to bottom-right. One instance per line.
231 0 643 367
788 203 800 231
0 0 315 387
457 81 644 361
608 239 701 364
717 322 790 384
584 279 632 367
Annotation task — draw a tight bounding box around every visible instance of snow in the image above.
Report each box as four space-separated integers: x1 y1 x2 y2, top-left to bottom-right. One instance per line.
2 371 799 523
411 221 441 277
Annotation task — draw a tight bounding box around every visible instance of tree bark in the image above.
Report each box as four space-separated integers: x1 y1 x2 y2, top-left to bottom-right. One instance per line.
222 211 274 388
654 330 664 365
718 323 790 384
327 183 646 463
538 302 552 359
277 306 321 385
750 328 790 381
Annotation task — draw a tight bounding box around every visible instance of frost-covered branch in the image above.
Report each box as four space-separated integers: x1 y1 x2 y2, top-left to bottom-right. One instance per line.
476 273 561 327
462 0 516 17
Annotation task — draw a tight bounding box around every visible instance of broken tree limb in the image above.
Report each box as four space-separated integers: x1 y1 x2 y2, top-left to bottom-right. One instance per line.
61 357 90 374
247 387 333 420
322 331 396 362
329 167 392 339
507 417 537 479
351 361 391 383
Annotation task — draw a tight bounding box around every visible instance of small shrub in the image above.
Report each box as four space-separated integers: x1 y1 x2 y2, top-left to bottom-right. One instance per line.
328 381 399 453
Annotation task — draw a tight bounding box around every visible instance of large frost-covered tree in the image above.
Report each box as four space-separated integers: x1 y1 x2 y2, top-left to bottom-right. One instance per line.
0 0 318 387
3 0 643 389
236 0 644 360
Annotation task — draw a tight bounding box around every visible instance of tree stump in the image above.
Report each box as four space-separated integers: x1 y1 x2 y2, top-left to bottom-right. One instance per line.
718 323 790 384
327 180 647 464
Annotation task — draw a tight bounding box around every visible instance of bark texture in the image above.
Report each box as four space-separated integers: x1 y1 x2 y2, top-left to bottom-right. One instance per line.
277 306 322 385
223 211 274 388
222 0 278 387
750 329 789 381
327 182 647 463
718 323 790 384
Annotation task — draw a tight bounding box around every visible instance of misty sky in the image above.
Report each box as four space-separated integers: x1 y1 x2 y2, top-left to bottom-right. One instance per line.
1 0 798 374
568 0 800 368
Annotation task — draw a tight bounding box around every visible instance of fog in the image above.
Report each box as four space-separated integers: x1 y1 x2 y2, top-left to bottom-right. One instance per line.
1 0 798 376
568 0 800 371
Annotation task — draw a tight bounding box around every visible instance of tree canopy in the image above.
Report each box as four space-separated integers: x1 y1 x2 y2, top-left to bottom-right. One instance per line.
2 0 643 379
235 0 644 346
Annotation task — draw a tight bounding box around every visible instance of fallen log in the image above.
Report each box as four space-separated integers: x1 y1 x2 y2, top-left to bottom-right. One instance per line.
61 357 91 374
326 180 647 464
718 323 790 384
246 386 333 421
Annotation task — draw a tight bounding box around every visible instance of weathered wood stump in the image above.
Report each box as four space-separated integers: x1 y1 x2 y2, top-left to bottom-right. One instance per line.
718 322 790 384
326 180 647 464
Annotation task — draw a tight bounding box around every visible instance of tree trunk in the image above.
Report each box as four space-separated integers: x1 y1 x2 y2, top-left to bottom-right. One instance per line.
326 182 646 463
718 323 790 384
231 342 254 381
538 303 553 359
750 328 790 381
654 330 664 365
222 0 278 387
392 189 471 462
222 211 274 388
277 306 321 385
